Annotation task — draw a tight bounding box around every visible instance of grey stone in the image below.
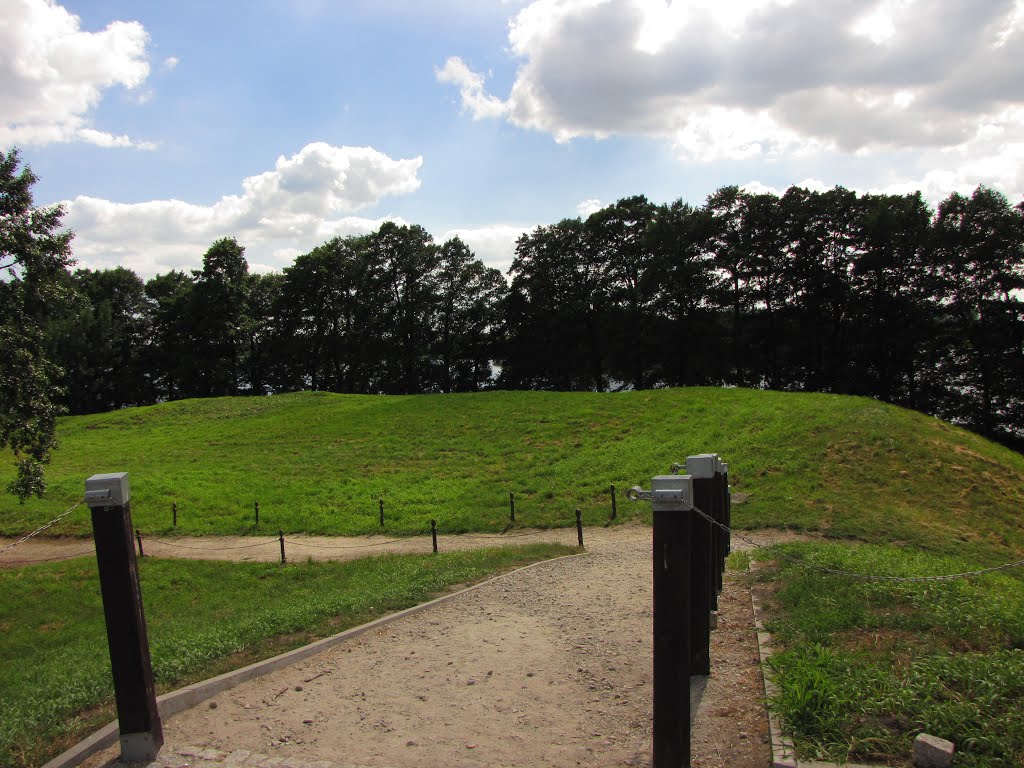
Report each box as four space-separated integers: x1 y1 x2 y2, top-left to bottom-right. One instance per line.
914 733 955 768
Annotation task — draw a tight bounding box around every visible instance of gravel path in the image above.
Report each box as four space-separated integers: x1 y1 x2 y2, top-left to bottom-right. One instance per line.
74 524 783 768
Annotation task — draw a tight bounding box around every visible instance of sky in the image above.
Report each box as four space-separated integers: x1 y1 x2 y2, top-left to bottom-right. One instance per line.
4 0 1024 280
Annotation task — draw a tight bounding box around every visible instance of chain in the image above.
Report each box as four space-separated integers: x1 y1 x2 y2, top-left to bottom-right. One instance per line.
0 502 82 555
690 505 1024 583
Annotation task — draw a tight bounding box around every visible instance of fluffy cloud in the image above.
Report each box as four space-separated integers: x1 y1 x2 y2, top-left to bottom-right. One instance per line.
64 143 424 277
439 0 1024 195
0 0 152 148
439 224 535 275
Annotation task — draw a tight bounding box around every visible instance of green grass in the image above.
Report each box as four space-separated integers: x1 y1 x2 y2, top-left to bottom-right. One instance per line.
2 389 1023 569
760 542 1024 767
3 388 1024 767
0 543 573 768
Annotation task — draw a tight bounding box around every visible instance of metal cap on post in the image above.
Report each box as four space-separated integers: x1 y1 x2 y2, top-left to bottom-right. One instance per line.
85 472 131 509
84 472 163 763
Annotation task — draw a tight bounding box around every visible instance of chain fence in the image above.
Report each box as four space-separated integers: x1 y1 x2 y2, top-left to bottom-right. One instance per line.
692 504 1024 583
0 501 82 556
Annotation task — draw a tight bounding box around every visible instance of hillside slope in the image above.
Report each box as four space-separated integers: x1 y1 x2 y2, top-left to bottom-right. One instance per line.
1 388 1021 563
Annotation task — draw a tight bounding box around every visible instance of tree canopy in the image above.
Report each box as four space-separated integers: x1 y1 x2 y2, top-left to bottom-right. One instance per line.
0 149 75 499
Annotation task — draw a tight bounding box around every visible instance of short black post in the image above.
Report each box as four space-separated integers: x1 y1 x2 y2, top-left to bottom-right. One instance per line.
431 519 438 553
135 529 144 558
575 508 584 548
84 472 163 762
510 491 516 523
379 499 385 527
279 529 286 564
255 500 260 526
172 502 177 528
651 477 691 768
609 484 617 521
685 454 715 676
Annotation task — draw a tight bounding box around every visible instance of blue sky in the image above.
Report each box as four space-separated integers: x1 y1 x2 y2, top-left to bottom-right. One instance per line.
4 0 1023 278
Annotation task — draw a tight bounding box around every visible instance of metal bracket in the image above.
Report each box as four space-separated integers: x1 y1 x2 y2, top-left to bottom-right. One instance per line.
627 476 694 511
626 486 654 502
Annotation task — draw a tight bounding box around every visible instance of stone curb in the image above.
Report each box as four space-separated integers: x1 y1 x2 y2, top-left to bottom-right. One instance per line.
42 552 586 768
749 563 877 768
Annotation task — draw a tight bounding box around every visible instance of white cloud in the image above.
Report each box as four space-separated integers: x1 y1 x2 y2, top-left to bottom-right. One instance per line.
0 0 152 148
435 57 509 119
161 56 179 71
439 0 1024 197
439 224 534 275
576 198 604 217
64 143 425 278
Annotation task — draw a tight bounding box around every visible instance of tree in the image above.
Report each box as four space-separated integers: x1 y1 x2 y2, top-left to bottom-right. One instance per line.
930 187 1024 443
189 237 250 396
0 149 75 499
434 237 506 392
48 267 151 413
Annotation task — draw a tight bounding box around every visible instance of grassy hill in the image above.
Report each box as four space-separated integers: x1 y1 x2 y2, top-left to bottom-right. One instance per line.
2 387 1022 562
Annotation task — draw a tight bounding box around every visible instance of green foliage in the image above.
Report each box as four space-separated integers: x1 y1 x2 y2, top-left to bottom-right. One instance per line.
762 542 1024 766
0 543 571 768
0 148 75 501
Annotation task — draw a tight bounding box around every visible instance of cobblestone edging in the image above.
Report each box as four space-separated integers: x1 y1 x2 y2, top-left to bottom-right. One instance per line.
749 563 877 768
112 744 354 768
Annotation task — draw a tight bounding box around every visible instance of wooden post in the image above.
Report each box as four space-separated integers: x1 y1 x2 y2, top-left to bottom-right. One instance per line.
84 473 163 762
135 529 144 558
651 480 691 768
379 499 385 528
510 491 516 523
172 502 177 528
575 508 584 548
255 500 259 526
431 519 438 553
609 484 617 521
685 455 715 676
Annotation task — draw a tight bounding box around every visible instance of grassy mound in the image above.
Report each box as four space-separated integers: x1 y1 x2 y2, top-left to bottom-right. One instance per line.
1 388 1022 563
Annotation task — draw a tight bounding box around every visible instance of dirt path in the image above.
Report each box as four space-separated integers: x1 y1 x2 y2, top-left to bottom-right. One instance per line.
64 525 802 768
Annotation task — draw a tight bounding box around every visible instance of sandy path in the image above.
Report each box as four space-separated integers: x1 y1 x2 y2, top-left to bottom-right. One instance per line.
71 525 785 768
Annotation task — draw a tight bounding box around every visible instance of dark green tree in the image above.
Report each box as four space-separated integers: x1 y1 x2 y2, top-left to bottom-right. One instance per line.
931 187 1024 443
143 270 196 401
189 237 250 396
0 149 75 499
48 267 151 413
434 237 506 392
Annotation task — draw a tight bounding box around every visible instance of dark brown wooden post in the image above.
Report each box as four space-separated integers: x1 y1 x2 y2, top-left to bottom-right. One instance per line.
510 491 516 523
135 529 144 558
279 530 286 564
379 499 385 527
649 474 693 768
575 508 584 547
255 500 259 526
685 454 715 676
430 519 438 553
172 502 177 527
610 484 617 521
84 473 163 763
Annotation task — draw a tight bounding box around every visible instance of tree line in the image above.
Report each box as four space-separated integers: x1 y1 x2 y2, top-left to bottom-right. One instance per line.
5 144 1023 501
46 186 1024 449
